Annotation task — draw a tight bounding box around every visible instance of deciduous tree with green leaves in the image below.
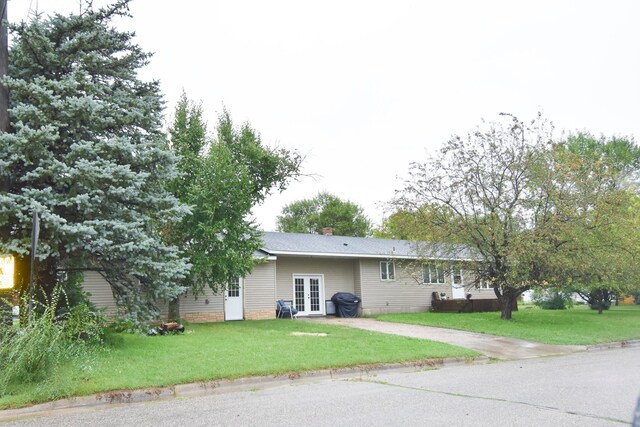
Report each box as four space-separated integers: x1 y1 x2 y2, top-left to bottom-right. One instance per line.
165 94 302 301
374 205 463 242
0 0 190 323
398 114 564 319
397 115 640 320
276 192 371 237
550 134 640 313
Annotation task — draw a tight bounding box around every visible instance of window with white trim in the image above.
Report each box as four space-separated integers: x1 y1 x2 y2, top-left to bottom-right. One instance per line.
452 267 463 285
422 264 445 284
380 261 395 281
477 279 491 289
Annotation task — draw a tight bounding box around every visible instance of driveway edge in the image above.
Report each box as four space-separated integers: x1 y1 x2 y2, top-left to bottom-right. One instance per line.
586 339 640 351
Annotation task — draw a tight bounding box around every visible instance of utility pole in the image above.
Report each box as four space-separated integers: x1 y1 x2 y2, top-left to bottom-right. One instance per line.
0 0 8 132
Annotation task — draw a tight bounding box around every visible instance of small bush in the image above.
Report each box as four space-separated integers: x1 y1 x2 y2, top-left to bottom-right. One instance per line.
108 317 139 334
532 289 574 310
63 303 107 344
590 301 611 311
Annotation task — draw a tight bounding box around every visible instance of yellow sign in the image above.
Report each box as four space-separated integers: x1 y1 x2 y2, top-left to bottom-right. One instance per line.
0 255 15 290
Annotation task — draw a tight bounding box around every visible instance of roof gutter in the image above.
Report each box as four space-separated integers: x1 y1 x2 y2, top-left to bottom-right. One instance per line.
260 249 476 262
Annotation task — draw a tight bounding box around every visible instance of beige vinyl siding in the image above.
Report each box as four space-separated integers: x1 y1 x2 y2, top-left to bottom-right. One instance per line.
244 261 276 311
275 257 355 301
358 259 449 315
161 262 277 322
156 300 170 319
81 270 225 320
83 271 117 317
469 288 497 299
174 261 275 319
411 264 497 301
353 259 362 297
178 287 223 314
82 271 174 320
464 270 496 300
446 268 496 300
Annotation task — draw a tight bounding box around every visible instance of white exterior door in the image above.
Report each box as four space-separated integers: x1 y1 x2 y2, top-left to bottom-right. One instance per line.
293 275 324 316
451 268 466 299
452 283 466 299
224 278 243 320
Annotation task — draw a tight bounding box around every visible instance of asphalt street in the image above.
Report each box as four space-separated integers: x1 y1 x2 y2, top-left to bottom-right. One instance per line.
3 347 639 426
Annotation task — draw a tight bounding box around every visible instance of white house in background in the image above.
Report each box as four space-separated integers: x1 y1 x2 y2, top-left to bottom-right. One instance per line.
83 231 496 323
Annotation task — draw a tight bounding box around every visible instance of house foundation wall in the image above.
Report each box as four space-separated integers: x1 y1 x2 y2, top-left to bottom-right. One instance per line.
182 311 224 323
245 309 275 320
362 305 428 316
181 310 276 323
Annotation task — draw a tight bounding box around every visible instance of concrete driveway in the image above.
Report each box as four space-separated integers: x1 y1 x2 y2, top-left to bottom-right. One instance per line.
303 317 586 359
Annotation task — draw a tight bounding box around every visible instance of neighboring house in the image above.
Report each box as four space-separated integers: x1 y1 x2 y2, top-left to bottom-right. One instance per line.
83 231 496 323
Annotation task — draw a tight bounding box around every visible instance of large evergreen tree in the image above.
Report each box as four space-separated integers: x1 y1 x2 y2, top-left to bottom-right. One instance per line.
0 1 189 322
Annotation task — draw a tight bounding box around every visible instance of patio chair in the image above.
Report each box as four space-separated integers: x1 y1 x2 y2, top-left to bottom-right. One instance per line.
276 299 298 319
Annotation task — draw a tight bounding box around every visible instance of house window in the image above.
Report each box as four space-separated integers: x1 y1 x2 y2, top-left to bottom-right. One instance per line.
228 278 240 297
452 267 463 285
477 279 491 289
380 261 395 281
422 264 445 284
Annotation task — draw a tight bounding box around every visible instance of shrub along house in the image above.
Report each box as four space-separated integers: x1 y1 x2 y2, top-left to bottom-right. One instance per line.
83 231 497 322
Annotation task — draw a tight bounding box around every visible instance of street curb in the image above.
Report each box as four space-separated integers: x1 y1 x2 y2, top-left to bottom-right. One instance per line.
0 356 489 422
3 340 638 421
586 339 640 351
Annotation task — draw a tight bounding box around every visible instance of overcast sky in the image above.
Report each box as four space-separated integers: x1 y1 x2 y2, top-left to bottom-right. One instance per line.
10 0 640 231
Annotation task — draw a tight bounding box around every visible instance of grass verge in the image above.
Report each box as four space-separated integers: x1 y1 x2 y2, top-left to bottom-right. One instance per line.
0 319 478 409
377 305 640 345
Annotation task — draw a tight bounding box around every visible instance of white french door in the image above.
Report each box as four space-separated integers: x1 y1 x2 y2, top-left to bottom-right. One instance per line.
292 275 324 316
224 278 243 320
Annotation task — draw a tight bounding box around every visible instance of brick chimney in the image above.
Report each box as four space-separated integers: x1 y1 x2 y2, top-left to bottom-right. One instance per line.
322 227 333 236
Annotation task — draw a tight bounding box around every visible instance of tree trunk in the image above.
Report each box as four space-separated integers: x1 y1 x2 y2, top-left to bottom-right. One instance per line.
499 293 518 320
501 304 513 320
168 297 180 321
596 289 605 314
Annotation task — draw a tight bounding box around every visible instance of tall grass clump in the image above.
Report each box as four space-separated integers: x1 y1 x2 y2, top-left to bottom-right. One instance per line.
0 287 106 401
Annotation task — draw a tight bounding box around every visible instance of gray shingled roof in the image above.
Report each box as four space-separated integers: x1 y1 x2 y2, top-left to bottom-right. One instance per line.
260 232 475 261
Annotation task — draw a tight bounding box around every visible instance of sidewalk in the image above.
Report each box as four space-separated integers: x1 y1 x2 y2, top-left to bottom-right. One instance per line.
303 317 586 360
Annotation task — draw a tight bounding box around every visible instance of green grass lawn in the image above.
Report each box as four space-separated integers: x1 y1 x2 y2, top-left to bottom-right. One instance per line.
0 319 478 409
377 305 640 345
